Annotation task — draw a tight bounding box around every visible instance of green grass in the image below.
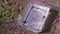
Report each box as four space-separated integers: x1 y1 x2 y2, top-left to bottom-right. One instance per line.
0 6 10 21
18 6 23 11
56 23 60 29
0 0 12 6
0 0 23 23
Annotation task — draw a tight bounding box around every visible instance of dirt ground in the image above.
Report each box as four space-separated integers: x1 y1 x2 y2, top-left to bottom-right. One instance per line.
0 0 60 34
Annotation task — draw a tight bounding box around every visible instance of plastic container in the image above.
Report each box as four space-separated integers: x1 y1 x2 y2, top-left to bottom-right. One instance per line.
14 3 58 33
